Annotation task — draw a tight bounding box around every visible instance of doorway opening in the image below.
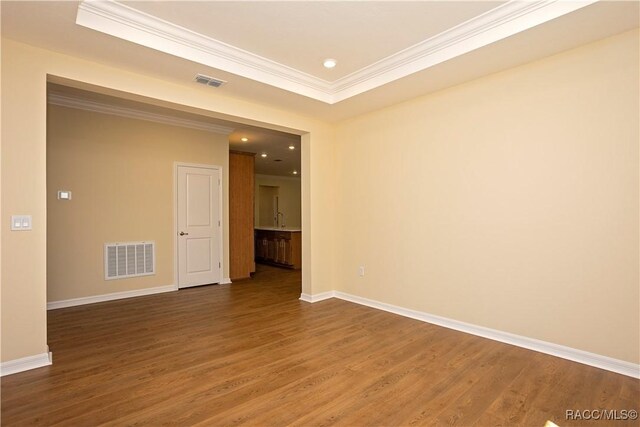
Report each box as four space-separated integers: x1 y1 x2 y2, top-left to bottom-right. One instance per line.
229 131 302 279
45 79 307 313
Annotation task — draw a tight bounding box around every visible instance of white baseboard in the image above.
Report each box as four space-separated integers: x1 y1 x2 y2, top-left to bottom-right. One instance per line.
300 291 335 303
302 290 639 379
1 351 52 376
220 277 232 285
47 285 178 310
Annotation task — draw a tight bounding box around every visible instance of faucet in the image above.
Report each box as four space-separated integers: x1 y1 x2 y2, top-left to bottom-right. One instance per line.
276 211 286 228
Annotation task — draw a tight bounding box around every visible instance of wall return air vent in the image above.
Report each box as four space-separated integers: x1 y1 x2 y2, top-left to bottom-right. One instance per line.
194 73 226 88
104 241 155 280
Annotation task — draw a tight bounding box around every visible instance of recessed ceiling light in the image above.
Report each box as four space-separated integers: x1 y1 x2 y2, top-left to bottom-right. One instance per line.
323 58 337 69
292 170 298 175
261 153 267 158
241 137 248 142
288 145 295 150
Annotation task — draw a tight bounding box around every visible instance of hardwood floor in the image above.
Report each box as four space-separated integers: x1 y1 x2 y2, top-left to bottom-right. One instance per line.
2 264 638 426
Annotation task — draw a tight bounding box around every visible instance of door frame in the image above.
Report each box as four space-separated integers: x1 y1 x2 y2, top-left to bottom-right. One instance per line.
173 162 225 289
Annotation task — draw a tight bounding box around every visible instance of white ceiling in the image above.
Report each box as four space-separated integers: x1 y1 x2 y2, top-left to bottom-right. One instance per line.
229 130 301 178
2 1 639 122
5 1 637 176
0 1 639 121
122 1 504 81
72 0 639 104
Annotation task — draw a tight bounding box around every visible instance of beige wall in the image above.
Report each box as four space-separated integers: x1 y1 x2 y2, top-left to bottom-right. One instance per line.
1 41 49 361
1 28 637 368
1 38 336 362
255 174 301 228
47 105 229 302
334 29 639 364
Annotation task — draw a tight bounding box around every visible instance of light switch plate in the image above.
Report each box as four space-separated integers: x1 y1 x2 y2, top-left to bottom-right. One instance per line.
11 215 32 231
57 190 72 200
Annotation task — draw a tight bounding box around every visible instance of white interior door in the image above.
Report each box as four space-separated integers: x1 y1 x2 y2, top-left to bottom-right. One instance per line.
177 165 222 288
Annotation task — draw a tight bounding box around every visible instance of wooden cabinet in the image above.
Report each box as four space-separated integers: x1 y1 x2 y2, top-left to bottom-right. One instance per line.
254 229 301 269
229 151 255 280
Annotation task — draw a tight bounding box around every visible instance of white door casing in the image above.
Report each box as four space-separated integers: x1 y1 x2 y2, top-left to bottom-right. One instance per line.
176 164 222 288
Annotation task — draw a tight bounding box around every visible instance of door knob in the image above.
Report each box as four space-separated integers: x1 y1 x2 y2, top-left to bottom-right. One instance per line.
179 231 189 236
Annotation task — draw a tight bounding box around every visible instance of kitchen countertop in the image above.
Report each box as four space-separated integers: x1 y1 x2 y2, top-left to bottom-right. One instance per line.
255 226 301 232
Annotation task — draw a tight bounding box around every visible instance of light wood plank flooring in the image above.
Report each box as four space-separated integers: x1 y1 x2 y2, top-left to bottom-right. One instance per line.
2 264 638 426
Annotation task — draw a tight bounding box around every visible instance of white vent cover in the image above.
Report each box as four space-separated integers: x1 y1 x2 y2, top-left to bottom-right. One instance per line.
104 241 155 280
194 73 226 88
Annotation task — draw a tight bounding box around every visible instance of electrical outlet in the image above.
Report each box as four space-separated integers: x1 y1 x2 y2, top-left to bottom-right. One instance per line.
358 266 365 277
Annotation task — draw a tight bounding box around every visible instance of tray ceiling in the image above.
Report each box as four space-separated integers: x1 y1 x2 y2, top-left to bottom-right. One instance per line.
76 0 599 103
2 1 638 121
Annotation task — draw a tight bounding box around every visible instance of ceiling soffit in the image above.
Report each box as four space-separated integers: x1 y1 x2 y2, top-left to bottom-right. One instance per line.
76 0 597 105
48 92 235 135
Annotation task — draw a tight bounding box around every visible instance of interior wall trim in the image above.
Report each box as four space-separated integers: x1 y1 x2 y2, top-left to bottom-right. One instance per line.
299 291 334 303
329 0 598 102
255 173 303 182
0 351 53 377
47 285 178 310
47 93 235 135
299 290 640 379
76 0 334 103
76 0 596 104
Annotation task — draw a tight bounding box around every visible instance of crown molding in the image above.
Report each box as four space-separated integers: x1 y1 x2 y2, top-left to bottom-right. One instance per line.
330 0 598 102
76 0 597 105
76 0 334 103
48 93 235 135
